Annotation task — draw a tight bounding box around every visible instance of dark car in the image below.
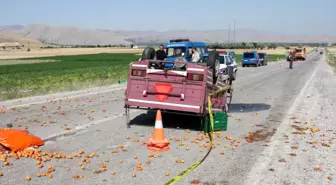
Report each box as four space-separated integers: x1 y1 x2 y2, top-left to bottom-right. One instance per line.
258 52 268 66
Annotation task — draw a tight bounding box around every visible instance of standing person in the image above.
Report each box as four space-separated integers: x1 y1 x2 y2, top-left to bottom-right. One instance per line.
156 44 167 60
191 48 200 62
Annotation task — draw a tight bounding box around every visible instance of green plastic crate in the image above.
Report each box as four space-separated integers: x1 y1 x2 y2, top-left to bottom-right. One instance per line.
202 112 228 133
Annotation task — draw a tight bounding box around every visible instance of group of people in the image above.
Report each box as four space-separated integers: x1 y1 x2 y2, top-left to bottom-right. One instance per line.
155 44 200 62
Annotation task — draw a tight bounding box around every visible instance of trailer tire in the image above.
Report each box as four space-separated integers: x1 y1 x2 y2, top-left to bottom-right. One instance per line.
226 66 235 81
207 51 220 84
141 47 156 60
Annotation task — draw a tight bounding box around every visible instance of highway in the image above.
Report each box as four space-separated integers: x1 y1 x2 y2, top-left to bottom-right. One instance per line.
1 50 335 185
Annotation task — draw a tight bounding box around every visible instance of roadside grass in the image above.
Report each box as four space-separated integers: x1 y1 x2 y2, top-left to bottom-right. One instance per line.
235 54 285 65
326 49 336 71
0 52 286 101
0 53 139 101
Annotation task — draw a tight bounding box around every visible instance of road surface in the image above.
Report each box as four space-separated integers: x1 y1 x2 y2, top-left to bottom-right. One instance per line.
0 50 335 185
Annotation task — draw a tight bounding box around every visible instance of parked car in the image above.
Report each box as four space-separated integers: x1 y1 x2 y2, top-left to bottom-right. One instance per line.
218 51 237 80
242 51 260 67
257 52 268 66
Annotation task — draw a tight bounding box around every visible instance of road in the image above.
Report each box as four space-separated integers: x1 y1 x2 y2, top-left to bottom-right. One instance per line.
0 51 334 185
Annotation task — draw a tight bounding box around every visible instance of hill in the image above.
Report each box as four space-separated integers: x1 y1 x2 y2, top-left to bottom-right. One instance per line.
0 32 45 48
0 24 335 45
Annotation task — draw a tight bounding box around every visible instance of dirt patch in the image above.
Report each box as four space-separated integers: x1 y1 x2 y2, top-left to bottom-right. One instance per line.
0 48 143 59
0 59 59 65
244 129 276 143
291 125 308 131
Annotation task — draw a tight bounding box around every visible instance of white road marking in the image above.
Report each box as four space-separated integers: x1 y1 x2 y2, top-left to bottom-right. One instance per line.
42 109 141 141
3 86 126 109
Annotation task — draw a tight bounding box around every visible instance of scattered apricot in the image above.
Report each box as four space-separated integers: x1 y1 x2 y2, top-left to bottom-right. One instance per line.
165 172 169 176
25 176 31 181
111 171 116 175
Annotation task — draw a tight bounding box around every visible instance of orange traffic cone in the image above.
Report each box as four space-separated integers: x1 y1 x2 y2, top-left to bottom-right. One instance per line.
147 110 170 152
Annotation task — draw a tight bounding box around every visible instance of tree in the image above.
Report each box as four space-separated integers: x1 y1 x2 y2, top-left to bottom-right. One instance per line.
241 42 247 49
259 44 265 50
252 42 258 49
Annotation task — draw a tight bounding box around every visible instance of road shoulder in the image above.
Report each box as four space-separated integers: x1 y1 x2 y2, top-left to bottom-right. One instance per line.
244 56 336 185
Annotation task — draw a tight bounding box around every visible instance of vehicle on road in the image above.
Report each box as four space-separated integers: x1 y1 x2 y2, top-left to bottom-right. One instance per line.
293 47 306 61
141 39 208 68
218 51 238 80
125 40 234 128
258 52 268 66
242 51 261 67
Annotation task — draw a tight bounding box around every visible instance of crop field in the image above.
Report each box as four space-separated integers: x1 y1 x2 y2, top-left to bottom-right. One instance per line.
0 52 285 101
0 53 140 101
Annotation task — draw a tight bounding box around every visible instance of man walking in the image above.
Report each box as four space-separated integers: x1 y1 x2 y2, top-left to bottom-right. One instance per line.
156 44 167 60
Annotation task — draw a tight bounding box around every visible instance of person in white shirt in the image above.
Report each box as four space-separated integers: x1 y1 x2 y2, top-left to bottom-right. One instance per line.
191 48 200 62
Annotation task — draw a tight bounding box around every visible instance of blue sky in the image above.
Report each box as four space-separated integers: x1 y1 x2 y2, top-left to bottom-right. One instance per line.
1 0 335 35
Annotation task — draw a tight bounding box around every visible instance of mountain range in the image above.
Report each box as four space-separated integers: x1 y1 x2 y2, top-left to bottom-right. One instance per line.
0 24 335 46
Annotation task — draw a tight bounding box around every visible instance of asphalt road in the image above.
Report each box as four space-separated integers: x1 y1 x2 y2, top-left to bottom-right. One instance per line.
0 50 333 185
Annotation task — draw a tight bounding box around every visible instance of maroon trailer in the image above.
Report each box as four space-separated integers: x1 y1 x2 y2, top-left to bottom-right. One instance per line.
124 51 233 128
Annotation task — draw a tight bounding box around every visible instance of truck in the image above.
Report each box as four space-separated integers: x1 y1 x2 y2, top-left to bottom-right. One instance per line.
124 39 234 129
293 47 306 61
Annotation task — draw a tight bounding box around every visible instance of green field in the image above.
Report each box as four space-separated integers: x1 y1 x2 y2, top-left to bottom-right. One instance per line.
0 53 285 101
0 53 140 101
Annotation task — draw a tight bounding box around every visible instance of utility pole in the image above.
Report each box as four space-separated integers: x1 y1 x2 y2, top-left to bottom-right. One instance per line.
228 24 231 44
233 18 236 46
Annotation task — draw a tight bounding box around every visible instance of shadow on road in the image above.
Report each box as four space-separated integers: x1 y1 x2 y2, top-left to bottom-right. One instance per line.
130 103 271 130
228 103 271 113
130 111 203 131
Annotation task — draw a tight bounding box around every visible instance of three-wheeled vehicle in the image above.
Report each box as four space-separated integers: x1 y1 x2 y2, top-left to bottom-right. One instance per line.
124 39 235 129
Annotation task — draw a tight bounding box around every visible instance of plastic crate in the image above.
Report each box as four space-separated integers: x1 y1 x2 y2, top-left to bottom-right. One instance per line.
202 112 228 133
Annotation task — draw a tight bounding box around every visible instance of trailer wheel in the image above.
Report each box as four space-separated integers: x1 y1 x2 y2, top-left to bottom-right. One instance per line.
141 47 156 60
207 51 220 84
226 66 235 81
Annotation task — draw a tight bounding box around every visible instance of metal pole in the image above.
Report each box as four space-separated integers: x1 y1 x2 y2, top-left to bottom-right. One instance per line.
233 19 236 46
228 24 231 44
